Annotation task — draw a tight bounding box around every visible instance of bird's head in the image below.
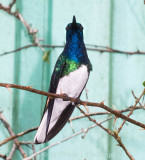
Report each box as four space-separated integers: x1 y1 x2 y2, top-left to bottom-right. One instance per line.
66 16 84 41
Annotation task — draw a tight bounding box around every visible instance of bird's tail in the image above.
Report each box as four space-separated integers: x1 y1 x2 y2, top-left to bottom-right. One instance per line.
34 103 75 144
33 110 48 144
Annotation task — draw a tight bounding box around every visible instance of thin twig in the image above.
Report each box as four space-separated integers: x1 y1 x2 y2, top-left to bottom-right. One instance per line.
86 46 145 55
1 1 145 56
7 144 17 160
0 1 44 51
1 105 143 146
1 44 145 57
0 1 18 18
118 89 145 133
20 141 33 145
0 44 63 57
31 143 36 160
0 112 27 158
132 90 143 108
9 0 16 9
69 111 110 121
0 127 38 146
69 106 144 121
0 83 145 129
77 107 135 160
23 117 112 160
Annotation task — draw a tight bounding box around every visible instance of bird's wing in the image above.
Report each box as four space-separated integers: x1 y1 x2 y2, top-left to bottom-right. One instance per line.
43 53 66 116
34 54 73 143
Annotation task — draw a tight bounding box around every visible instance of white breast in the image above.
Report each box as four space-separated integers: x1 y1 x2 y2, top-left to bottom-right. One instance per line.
48 65 89 132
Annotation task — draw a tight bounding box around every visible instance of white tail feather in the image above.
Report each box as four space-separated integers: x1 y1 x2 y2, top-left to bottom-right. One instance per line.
34 111 48 143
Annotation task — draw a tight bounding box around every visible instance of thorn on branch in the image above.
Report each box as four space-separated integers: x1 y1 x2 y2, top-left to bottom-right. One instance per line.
6 85 13 94
0 82 145 129
112 105 119 126
26 85 33 89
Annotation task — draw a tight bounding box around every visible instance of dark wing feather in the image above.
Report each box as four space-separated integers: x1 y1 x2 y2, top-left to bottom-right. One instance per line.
46 104 75 141
42 53 66 116
34 53 67 144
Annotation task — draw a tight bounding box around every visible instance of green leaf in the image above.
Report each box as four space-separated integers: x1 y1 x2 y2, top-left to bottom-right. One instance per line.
43 50 51 63
143 81 145 87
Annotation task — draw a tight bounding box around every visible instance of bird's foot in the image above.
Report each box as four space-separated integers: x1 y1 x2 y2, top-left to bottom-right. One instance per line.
62 93 69 101
59 89 69 101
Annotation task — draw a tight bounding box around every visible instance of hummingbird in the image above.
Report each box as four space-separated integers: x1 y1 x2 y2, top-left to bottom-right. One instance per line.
34 16 92 144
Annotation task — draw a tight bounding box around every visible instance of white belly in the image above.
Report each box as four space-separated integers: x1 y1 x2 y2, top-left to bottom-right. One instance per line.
48 64 89 132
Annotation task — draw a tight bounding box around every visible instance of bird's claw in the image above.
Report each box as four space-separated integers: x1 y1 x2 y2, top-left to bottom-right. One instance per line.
63 93 69 101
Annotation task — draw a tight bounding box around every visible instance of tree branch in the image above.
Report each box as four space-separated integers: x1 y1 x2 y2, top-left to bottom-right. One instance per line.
0 44 64 57
1 1 145 57
118 89 145 133
0 1 44 51
1 44 145 57
7 144 17 160
0 112 27 158
23 117 112 160
0 127 38 146
0 82 145 129
9 0 16 9
1 105 144 146
132 90 144 108
69 106 143 121
77 107 135 160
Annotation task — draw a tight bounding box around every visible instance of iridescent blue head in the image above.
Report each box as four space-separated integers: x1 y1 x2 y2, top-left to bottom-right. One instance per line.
66 16 84 42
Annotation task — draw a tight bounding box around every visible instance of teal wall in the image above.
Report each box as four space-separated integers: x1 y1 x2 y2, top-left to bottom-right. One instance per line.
0 0 145 159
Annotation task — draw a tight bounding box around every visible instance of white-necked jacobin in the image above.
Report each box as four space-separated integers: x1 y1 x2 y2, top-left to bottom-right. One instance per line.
34 16 92 144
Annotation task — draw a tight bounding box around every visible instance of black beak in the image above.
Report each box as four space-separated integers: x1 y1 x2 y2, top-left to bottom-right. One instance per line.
72 16 77 26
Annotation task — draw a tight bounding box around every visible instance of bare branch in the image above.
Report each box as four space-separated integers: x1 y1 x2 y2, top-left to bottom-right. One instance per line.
1 44 145 57
31 143 36 160
0 112 27 158
0 83 145 129
9 0 16 9
7 144 17 160
77 107 135 160
0 127 38 146
20 141 34 145
132 90 143 108
1 105 143 146
86 46 145 55
0 1 43 51
69 106 144 121
23 117 112 160
0 1 18 18
0 44 64 57
118 89 145 133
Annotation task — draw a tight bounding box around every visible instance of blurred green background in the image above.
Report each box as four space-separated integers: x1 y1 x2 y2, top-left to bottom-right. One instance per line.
0 0 145 159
